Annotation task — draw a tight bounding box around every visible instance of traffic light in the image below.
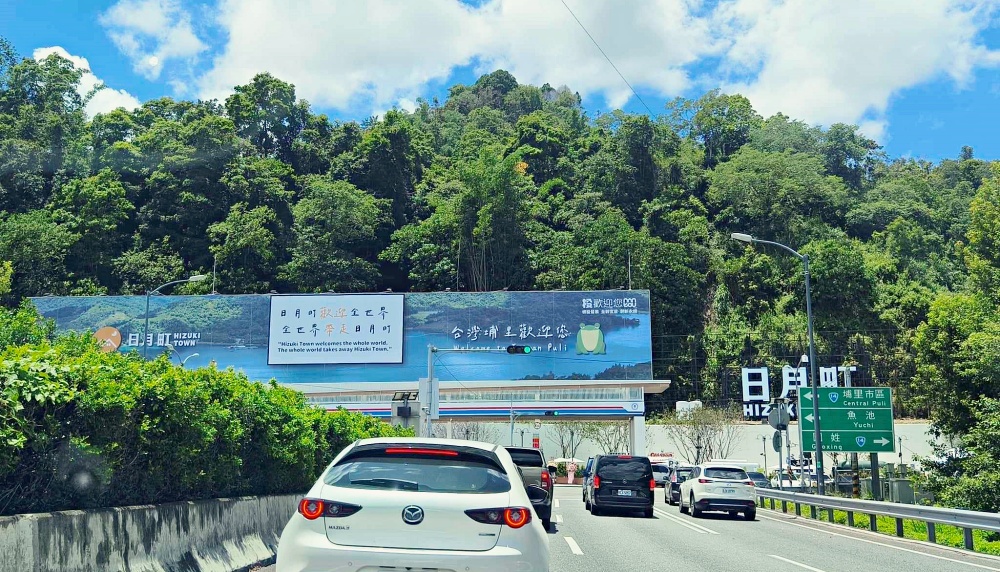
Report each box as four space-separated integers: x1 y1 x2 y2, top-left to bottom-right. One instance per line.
506 345 532 354
543 410 558 416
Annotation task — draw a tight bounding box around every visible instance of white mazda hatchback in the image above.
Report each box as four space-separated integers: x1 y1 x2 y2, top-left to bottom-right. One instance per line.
276 437 550 572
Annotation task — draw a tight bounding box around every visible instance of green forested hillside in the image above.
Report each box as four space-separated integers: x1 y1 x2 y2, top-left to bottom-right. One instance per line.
2 40 1000 433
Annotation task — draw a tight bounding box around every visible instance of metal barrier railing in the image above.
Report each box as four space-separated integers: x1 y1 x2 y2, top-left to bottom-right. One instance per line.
757 488 1000 551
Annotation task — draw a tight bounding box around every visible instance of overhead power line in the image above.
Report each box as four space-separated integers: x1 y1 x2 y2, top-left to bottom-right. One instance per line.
559 0 657 116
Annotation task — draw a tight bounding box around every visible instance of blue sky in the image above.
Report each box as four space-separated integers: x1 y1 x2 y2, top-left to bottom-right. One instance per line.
3 0 999 162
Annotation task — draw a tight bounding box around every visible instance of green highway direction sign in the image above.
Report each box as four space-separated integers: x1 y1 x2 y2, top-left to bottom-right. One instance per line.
798 387 895 453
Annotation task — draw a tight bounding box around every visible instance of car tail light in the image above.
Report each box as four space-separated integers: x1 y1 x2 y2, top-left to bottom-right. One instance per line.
465 507 532 529
384 447 458 456
618 455 632 459
698 478 714 484
593 476 601 488
649 478 656 490
744 480 755 486
541 469 552 489
504 507 531 528
297 498 362 520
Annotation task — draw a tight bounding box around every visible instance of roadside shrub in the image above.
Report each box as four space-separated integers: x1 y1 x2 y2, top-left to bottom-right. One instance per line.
0 303 412 515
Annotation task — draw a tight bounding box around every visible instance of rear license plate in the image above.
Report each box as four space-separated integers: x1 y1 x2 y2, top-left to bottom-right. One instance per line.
616 489 633 497
722 488 736 494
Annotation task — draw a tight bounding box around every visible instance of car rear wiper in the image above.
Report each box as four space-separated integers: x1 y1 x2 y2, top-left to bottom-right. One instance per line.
349 478 419 491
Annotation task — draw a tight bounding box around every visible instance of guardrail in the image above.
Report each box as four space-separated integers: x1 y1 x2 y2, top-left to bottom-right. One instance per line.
757 488 1000 551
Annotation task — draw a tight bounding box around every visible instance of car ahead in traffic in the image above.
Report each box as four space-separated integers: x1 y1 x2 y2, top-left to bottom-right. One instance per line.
503 446 553 530
664 464 694 505
581 456 595 504
276 437 550 572
584 454 654 518
747 471 771 489
679 462 756 520
652 463 670 488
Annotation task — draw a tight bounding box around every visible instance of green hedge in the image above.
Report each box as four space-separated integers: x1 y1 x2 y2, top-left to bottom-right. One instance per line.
0 302 412 515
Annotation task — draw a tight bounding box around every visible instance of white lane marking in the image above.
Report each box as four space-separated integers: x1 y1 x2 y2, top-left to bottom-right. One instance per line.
564 536 584 555
554 499 561 508
654 508 720 535
554 514 563 523
770 555 828 572
757 512 1000 571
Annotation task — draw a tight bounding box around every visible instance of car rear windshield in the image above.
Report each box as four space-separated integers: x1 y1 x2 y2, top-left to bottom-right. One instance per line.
325 451 511 494
653 465 669 474
506 449 545 467
705 467 750 480
747 472 767 480
597 457 651 480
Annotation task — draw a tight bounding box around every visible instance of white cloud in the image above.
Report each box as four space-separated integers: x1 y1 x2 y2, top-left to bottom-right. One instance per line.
396 98 418 113
474 0 721 109
33 47 141 117
195 0 719 110
190 0 998 143
100 0 207 80
197 0 488 108
857 119 889 145
714 0 1000 137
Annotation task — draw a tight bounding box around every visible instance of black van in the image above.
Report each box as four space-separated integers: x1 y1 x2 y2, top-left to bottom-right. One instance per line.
584 454 654 518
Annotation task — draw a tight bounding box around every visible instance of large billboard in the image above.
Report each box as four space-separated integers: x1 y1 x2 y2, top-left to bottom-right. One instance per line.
267 294 405 365
30 290 653 384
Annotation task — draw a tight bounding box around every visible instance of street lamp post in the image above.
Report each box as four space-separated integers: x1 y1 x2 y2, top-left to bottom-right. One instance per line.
731 232 825 495
761 435 767 475
144 275 207 359
795 353 810 489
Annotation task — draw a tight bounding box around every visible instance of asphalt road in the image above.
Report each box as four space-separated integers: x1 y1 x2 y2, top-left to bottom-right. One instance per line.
256 486 1000 572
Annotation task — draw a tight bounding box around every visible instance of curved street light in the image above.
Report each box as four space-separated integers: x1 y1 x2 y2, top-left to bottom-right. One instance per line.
144 275 207 359
731 232 825 495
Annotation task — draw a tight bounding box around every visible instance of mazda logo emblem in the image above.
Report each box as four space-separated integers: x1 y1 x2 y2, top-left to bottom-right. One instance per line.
401 505 424 525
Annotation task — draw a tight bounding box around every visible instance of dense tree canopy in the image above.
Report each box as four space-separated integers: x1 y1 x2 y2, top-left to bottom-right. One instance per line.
1 38 997 436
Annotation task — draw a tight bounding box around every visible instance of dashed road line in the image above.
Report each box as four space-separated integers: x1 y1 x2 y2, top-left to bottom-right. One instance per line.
564 536 584 555
770 554 828 571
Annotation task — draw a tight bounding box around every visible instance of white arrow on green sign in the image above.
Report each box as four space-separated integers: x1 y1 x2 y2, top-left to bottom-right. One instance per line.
798 387 896 454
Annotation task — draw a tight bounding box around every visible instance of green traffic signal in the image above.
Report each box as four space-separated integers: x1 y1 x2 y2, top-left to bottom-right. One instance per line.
506 345 531 354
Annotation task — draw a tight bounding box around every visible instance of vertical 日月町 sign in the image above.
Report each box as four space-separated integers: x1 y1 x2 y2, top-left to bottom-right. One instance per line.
267 294 404 365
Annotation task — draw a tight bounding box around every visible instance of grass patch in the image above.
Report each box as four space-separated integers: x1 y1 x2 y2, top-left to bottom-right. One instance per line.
761 501 1000 556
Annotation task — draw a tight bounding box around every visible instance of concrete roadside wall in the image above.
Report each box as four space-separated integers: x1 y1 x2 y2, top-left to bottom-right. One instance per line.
0 494 300 572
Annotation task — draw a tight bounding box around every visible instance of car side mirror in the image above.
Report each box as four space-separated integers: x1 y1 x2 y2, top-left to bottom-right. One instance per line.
526 484 548 503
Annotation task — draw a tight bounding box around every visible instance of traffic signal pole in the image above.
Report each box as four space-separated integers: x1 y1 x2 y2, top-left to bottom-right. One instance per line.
425 344 534 439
